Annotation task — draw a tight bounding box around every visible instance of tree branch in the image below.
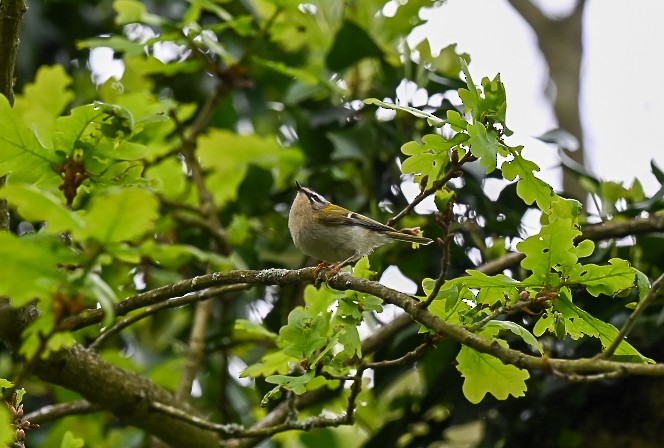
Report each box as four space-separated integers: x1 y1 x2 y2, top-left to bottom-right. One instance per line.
88 284 249 351
57 266 664 379
0 0 27 104
0 0 28 232
387 153 476 227
8 211 659 446
34 344 222 447
22 400 101 425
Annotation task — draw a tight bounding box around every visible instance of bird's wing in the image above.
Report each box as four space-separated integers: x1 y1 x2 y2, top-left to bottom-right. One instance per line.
318 204 396 232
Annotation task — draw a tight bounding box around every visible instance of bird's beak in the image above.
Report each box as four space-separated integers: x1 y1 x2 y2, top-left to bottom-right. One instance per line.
295 180 304 191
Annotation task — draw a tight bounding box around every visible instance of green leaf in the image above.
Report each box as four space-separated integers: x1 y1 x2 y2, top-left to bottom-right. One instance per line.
265 370 315 395
60 431 85 448
263 370 316 405
0 94 62 187
450 270 521 306
46 332 77 355
140 241 210 268
14 388 25 406
0 379 13 389
484 320 543 354
467 121 499 173
114 0 164 26
2 183 85 234
241 351 298 378
14 65 74 149
401 133 467 189
517 218 585 284
233 319 278 343
545 196 584 224
251 56 319 85
197 129 303 205
456 346 529 403
80 188 159 243
278 307 328 361
0 233 78 306
334 323 361 361
21 314 55 359
446 110 467 131
501 149 554 210
425 282 471 326
458 59 481 120
567 259 636 297
635 268 651 302
93 141 152 161
551 289 650 362
351 257 375 281
303 285 340 317
0 405 14 447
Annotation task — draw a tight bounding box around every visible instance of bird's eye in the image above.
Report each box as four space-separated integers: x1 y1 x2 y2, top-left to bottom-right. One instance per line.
310 193 326 204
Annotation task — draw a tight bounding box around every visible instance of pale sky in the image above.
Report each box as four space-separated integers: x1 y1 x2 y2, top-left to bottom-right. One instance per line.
410 0 664 195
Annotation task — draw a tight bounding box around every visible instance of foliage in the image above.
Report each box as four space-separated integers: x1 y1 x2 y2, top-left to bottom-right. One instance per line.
1 0 664 447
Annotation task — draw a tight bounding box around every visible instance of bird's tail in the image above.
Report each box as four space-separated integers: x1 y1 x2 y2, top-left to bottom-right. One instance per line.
384 229 433 245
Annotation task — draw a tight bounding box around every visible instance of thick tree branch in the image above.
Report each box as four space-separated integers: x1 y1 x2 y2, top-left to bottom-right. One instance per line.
34 344 222 447
59 267 664 379
324 273 664 376
0 0 27 104
0 0 28 231
3 211 658 446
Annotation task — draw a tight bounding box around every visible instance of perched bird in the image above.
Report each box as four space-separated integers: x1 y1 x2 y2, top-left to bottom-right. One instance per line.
288 181 433 269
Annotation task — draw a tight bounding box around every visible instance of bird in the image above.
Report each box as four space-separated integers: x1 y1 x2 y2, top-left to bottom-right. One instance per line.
288 181 433 270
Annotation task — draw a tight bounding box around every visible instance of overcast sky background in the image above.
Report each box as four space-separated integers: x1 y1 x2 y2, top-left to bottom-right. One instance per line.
409 0 664 195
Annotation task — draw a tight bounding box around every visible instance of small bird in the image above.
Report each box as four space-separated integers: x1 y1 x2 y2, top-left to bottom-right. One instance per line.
288 181 433 269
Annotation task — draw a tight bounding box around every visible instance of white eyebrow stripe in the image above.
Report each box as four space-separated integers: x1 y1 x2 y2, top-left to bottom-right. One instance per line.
305 189 327 204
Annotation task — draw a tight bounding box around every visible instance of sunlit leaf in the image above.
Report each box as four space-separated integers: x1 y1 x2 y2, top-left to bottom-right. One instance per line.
485 320 543 354
457 345 529 403
567 259 635 297
278 307 328 361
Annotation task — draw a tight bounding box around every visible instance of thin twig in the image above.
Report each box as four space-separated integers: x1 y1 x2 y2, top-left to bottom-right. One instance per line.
552 366 626 382
465 298 535 333
170 81 232 402
363 336 439 369
88 285 249 351
22 400 101 424
177 300 213 400
387 152 476 227
173 212 230 252
150 399 354 439
601 272 664 359
422 199 456 307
